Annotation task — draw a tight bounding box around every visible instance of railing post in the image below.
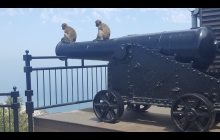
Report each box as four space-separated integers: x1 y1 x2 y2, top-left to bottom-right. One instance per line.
23 50 34 132
65 58 68 67
81 59 84 67
11 86 20 132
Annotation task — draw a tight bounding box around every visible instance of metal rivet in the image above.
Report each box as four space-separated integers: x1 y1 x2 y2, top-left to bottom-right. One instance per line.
176 82 178 85
193 70 195 73
175 75 178 78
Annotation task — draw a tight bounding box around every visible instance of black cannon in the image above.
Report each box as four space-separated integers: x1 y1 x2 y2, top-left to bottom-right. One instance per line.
56 26 220 132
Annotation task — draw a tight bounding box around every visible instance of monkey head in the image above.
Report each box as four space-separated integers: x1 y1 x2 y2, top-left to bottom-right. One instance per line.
62 23 68 30
95 20 102 27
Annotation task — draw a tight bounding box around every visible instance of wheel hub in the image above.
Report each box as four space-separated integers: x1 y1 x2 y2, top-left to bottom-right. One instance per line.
102 101 110 111
184 108 197 121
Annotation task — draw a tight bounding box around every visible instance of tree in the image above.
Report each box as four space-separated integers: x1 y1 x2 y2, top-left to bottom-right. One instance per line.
0 96 47 132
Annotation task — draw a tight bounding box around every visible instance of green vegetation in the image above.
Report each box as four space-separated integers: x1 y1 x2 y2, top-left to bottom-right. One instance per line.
0 96 47 132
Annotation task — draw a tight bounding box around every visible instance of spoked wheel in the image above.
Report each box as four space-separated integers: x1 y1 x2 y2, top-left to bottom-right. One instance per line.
93 90 124 123
128 104 151 112
215 113 220 121
171 94 216 132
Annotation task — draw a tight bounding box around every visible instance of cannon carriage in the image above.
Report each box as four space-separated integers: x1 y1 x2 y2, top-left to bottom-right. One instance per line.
56 26 220 132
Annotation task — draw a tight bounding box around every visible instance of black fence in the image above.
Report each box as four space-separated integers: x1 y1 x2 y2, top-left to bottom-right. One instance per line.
23 50 108 132
0 87 20 132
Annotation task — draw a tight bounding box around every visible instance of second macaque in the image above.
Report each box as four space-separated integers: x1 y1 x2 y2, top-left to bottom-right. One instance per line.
94 20 110 41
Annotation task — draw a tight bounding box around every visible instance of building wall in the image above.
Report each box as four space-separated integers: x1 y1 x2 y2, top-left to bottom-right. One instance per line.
199 8 220 41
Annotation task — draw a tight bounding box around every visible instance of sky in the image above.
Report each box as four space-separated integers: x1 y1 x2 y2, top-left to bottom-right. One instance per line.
0 8 198 112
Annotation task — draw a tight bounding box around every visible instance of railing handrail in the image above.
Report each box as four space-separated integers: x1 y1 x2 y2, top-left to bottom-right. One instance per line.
32 65 108 71
0 104 12 107
31 56 67 59
0 93 11 96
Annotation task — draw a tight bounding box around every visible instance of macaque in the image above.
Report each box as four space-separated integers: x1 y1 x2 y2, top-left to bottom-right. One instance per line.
93 20 110 41
61 23 77 44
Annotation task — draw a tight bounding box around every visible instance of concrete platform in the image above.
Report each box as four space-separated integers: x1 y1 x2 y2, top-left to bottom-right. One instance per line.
33 106 220 132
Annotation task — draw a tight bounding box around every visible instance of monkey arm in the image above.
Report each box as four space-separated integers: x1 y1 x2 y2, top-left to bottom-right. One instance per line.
64 29 69 35
62 33 71 43
64 33 69 39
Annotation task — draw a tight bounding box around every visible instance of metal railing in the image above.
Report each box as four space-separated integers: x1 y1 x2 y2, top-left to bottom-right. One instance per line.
0 87 20 132
23 50 108 132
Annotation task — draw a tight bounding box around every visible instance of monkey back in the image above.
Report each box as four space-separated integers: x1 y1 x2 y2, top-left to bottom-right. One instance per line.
55 26 217 69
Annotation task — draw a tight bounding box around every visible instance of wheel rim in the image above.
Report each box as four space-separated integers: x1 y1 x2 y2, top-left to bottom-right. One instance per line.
93 90 124 123
171 94 216 132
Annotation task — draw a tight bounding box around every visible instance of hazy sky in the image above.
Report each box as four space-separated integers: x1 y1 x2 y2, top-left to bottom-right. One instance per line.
0 8 196 103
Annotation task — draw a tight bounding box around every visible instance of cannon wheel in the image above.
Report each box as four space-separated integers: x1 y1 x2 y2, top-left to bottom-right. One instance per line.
93 90 124 123
215 113 220 121
171 93 216 132
128 104 151 112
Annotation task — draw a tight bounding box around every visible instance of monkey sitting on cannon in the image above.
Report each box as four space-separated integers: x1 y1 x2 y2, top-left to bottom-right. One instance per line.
93 20 111 41
61 23 77 44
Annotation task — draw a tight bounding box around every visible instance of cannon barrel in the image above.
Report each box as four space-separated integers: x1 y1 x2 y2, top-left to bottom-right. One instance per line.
55 27 217 68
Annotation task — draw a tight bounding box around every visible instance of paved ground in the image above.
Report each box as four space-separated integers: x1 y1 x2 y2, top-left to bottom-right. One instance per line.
34 106 220 132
